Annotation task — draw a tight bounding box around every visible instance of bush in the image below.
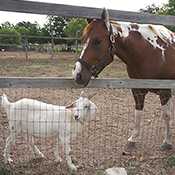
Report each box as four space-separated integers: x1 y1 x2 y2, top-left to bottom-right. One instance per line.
0 28 21 45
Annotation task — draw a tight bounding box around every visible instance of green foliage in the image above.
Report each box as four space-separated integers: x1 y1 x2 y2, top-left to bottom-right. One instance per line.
15 21 44 43
140 4 161 14
45 16 70 37
140 1 175 31
167 0 175 15
166 155 175 168
63 18 87 51
64 18 87 38
0 164 11 175
0 16 87 49
0 24 21 45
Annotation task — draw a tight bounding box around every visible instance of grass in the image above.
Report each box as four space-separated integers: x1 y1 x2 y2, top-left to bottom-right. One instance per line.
165 155 175 168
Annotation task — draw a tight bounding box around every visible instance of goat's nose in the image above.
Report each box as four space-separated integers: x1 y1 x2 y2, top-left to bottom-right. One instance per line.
74 115 79 120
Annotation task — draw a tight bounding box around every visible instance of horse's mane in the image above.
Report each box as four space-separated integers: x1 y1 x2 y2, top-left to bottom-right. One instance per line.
82 19 175 46
82 21 94 43
111 20 174 45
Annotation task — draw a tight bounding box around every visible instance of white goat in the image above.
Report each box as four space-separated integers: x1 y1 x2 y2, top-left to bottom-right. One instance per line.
1 92 97 171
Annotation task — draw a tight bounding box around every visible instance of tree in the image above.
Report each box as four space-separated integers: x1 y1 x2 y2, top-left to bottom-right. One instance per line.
15 21 42 43
45 16 70 37
63 18 87 51
167 0 175 15
0 23 21 47
140 1 175 31
64 18 87 38
140 4 161 14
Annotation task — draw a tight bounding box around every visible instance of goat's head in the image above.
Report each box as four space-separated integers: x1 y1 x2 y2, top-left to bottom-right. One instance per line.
66 91 97 121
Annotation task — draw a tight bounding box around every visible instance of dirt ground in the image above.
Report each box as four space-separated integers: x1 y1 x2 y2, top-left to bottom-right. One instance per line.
0 51 175 175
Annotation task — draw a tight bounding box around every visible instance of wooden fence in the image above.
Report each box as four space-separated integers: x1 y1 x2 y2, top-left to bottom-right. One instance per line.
1 0 175 88
1 0 175 26
0 77 175 89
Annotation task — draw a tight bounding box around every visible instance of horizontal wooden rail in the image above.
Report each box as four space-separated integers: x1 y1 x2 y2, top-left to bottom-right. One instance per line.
0 77 175 89
1 0 175 26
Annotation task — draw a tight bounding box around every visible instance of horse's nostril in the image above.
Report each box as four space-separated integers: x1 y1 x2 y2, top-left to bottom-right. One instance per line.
77 73 81 80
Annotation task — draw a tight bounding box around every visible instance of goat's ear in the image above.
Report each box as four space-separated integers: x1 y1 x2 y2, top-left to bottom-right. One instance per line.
66 102 75 109
80 91 85 97
101 8 110 32
2 93 7 98
88 92 97 99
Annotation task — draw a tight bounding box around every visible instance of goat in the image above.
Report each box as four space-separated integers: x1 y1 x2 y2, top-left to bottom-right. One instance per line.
1 92 97 171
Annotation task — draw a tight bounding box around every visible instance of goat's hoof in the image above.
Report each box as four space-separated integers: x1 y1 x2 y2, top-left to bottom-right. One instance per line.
69 164 77 172
5 157 13 164
55 157 62 163
126 141 136 150
160 142 173 150
39 153 45 158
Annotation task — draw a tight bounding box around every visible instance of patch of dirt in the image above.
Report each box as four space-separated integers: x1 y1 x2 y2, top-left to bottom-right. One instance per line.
0 88 174 175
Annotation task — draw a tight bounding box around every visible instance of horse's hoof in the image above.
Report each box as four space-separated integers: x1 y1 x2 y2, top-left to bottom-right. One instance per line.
160 142 173 150
127 141 136 149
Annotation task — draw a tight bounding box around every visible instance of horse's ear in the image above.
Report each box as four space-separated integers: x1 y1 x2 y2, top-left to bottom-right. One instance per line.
87 18 93 23
101 8 110 32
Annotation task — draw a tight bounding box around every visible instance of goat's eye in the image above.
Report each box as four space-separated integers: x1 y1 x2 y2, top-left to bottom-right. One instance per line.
84 105 89 109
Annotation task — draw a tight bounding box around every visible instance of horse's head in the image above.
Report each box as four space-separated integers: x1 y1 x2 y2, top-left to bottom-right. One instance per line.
72 8 114 86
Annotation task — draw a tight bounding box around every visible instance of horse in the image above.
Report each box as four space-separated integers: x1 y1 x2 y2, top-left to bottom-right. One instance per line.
72 8 175 150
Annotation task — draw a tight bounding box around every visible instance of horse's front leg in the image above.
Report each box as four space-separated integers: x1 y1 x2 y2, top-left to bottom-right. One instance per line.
160 94 172 150
128 109 143 143
128 89 147 145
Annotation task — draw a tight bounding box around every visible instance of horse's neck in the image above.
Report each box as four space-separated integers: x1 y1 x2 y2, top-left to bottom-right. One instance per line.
112 24 148 69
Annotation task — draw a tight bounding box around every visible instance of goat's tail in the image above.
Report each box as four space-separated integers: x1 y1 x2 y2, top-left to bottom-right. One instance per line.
0 93 10 107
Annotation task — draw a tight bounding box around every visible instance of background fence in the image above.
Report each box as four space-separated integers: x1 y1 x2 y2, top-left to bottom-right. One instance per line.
0 34 81 60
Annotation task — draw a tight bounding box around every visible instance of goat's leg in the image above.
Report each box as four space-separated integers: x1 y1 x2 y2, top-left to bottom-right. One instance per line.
29 136 45 158
54 138 62 162
4 133 15 164
61 137 77 171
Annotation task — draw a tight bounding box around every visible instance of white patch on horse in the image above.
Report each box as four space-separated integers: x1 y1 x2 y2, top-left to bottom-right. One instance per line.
128 109 143 142
72 62 82 80
111 21 175 61
80 38 90 59
72 38 90 79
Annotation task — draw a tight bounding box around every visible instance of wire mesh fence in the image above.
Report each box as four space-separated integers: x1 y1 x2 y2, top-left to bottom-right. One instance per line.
0 87 174 174
0 34 81 60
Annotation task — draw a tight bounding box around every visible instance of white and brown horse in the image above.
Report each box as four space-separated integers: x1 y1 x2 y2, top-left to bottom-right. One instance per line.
72 9 175 149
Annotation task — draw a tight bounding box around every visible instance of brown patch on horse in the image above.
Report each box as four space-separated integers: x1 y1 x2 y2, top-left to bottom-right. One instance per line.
130 24 139 30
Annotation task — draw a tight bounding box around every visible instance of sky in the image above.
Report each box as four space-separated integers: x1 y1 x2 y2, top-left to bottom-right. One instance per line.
0 0 168 26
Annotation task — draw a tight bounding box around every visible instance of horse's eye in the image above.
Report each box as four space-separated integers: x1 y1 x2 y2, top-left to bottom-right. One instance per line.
92 39 101 48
